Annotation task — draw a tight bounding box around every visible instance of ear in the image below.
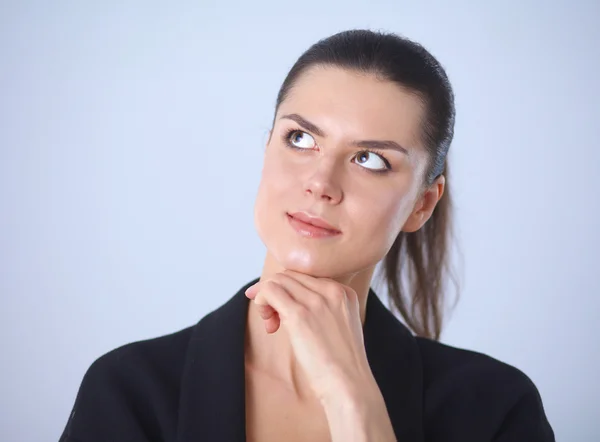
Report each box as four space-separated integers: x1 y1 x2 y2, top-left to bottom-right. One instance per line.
401 175 446 233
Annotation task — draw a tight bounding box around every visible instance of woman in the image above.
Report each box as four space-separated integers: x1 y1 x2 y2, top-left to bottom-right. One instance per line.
59 29 554 441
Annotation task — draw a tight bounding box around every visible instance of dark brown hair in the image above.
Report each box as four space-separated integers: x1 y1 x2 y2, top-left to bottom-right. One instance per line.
272 29 458 340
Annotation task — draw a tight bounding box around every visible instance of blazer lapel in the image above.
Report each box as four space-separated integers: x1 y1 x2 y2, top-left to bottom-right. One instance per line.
176 279 256 442
176 278 424 442
363 288 425 441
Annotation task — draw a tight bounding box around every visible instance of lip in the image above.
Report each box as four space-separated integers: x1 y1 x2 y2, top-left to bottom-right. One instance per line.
287 212 342 238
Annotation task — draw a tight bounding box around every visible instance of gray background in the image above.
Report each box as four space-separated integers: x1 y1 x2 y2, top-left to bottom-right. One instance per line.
1 1 598 441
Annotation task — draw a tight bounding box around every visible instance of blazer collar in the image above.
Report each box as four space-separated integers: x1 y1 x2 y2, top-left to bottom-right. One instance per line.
176 278 424 442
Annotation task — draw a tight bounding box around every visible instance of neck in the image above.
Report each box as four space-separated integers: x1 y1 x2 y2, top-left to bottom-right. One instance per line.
244 252 375 399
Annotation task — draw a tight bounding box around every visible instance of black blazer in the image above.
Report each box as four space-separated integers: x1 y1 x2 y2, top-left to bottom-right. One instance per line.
59 278 555 441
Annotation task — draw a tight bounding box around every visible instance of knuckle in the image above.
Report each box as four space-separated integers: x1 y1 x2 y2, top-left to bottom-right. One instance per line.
307 294 326 311
264 280 279 291
271 274 285 284
289 305 309 324
345 286 358 301
327 285 347 302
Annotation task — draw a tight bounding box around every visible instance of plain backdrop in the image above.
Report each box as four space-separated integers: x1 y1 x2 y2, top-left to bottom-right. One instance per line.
1 1 599 441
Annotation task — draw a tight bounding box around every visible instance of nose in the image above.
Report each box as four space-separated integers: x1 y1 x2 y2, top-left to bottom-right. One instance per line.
304 161 343 204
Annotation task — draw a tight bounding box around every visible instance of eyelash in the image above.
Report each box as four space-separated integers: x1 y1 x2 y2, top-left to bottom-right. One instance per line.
282 128 392 174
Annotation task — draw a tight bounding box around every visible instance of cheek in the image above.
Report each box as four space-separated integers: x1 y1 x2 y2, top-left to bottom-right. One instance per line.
253 158 295 237
259 157 294 200
253 176 272 242
348 185 414 250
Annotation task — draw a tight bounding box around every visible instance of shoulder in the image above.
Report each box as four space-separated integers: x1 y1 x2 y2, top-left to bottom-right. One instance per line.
91 324 194 380
60 326 194 442
416 337 533 393
80 324 194 399
415 337 555 441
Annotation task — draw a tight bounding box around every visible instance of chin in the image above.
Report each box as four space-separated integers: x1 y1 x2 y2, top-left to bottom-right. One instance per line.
255 211 369 278
281 260 334 278
279 247 361 278
275 248 320 274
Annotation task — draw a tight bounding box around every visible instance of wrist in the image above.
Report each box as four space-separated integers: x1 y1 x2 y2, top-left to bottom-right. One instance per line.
320 374 383 416
321 383 395 442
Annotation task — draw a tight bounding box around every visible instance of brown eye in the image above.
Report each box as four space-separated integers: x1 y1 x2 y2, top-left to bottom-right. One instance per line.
354 151 387 171
289 130 316 149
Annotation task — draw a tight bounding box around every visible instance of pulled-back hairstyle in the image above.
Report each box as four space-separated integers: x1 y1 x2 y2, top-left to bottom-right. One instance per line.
272 29 458 339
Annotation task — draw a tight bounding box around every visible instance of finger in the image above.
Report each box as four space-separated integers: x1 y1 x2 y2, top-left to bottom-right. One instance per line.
245 282 260 299
247 284 281 332
256 303 277 321
281 270 360 321
255 280 304 323
281 270 353 305
264 313 280 334
270 272 324 311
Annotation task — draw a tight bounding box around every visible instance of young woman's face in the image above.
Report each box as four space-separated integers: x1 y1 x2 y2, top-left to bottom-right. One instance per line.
254 66 438 278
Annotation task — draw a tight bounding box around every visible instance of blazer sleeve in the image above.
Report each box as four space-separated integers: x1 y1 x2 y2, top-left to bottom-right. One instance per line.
59 350 155 442
492 382 555 442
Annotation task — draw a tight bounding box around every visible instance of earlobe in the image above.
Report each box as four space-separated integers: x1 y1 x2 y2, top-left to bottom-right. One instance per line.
401 210 425 233
401 175 446 233
400 193 427 233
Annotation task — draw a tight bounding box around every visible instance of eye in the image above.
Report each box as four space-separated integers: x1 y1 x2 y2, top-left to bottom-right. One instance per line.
354 150 390 171
287 130 316 149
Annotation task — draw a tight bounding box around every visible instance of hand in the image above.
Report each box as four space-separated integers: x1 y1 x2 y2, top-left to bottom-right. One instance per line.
244 270 375 402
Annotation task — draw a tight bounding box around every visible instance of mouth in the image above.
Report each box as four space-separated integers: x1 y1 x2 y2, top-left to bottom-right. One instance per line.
286 212 342 238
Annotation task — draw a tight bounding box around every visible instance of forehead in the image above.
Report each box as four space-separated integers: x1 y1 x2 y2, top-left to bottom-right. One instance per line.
277 65 426 150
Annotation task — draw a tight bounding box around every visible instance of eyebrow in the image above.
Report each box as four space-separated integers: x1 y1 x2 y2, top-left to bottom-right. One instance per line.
280 113 409 155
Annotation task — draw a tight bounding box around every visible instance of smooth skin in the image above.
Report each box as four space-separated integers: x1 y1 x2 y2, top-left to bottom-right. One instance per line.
245 65 445 442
